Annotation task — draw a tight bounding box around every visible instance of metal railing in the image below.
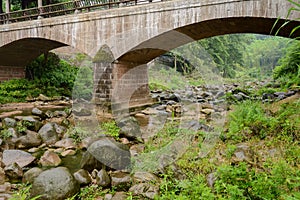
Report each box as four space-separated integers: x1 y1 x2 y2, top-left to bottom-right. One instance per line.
0 0 162 24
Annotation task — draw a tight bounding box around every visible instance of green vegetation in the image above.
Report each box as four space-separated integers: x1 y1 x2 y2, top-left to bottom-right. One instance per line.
156 97 300 199
10 184 41 200
0 53 78 103
100 120 121 140
26 52 78 97
273 41 300 88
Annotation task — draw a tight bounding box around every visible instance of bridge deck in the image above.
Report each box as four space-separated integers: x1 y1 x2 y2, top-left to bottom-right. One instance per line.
0 0 164 24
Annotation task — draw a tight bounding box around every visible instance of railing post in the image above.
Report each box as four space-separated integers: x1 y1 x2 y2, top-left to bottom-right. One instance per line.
5 0 11 13
37 0 44 18
74 0 80 14
5 0 10 23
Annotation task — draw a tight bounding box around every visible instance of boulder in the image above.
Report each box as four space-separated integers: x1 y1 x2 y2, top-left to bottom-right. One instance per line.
21 116 43 132
2 118 16 128
2 150 35 168
4 162 23 180
22 167 43 184
61 150 76 157
15 130 42 149
132 171 159 184
232 143 254 163
117 117 142 141
129 183 159 199
0 167 6 184
96 169 111 187
168 93 181 102
110 171 131 189
206 172 217 188
73 169 91 186
32 108 43 117
111 192 128 200
54 138 76 149
38 123 59 145
86 137 131 171
31 167 79 200
39 150 61 167
80 151 103 172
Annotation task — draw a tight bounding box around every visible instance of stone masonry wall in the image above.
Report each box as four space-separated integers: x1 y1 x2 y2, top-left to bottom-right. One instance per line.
0 66 25 82
93 61 152 113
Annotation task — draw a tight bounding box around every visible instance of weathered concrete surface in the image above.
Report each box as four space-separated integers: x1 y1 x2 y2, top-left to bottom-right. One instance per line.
0 0 299 109
1 0 300 66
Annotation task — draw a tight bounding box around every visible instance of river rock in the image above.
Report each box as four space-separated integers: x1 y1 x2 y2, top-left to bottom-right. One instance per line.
86 137 131 170
0 182 11 193
53 123 66 136
45 110 54 118
117 117 142 141
32 108 43 117
38 123 59 145
111 192 128 200
132 171 159 183
36 94 51 101
2 150 35 168
232 143 254 163
96 168 111 187
61 149 76 157
0 168 6 184
201 108 214 115
22 167 43 184
30 167 79 200
104 193 113 200
15 130 42 149
2 118 16 128
129 183 159 199
4 162 23 180
7 128 18 138
54 138 76 149
80 151 103 172
39 150 61 167
21 116 42 132
0 193 12 200
53 110 68 117
110 171 131 189
206 172 217 188
73 169 91 186
169 93 181 102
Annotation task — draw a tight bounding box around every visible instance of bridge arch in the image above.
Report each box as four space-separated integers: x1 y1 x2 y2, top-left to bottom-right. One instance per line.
116 16 300 65
0 38 67 66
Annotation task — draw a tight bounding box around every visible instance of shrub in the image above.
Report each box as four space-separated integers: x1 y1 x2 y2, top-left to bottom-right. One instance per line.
225 100 276 141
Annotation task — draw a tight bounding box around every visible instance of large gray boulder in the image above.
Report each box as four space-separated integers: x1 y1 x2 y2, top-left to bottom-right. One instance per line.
30 167 79 200
2 150 35 168
38 123 59 145
117 117 142 141
15 130 42 149
82 137 131 171
3 118 16 128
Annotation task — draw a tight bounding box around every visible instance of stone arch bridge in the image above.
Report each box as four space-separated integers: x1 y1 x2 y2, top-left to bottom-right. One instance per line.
0 0 299 113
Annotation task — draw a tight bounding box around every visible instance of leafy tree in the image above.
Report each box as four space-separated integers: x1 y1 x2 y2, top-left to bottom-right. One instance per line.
270 0 300 87
198 34 252 78
273 41 300 86
243 36 291 78
26 52 78 96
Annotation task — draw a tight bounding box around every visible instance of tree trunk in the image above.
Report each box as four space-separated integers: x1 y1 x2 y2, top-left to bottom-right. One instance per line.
0 0 3 14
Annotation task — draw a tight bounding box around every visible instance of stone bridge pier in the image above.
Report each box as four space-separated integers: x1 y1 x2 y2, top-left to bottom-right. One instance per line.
92 46 152 115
